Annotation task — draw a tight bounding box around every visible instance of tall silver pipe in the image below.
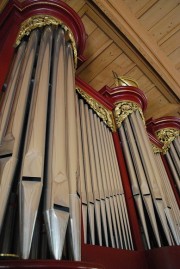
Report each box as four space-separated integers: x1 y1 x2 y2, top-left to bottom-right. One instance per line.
96 116 120 248
0 41 26 144
169 143 180 176
103 125 125 249
44 28 70 260
0 30 39 234
154 153 180 244
173 139 180 158
85 105 102 246
19 27 53 259
79 99 95 245
66 42 81 261
132 111 172 245
123 117 161 247
94 113 115 248
107 127 134 250
107 129 129 249
101 122 125 249
89 109 109 247
166 151 180 192
119 126 150 249
76 95 88 244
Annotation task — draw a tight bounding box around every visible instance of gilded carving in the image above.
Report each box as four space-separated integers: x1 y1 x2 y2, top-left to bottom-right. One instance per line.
151 143 163 154
114 101 145 128
76 88 116 132
15 15 77 66
156 128 180 153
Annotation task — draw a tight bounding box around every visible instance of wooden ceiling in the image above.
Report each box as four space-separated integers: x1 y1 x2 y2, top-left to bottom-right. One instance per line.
65 0 180 120
0 0 180 120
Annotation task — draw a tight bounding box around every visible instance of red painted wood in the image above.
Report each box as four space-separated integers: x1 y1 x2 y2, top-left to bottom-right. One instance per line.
81 244 147 269
146 117 180 133
1 246 180 269
112 132 144 251
99 85 147 112
0 260 104 269
148 132 164 149
145 246 180 269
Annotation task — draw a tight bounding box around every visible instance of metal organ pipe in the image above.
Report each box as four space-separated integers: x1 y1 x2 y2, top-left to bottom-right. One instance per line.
66 42 81 261
0 29 39 236
104 125 134 249
19 26 53 259
119 126 151 249
122 117 161 247
76 95 88 245
130 112 172 246
79 99 95 246
89 109 109 247
44 28 69 260
0 41 26 144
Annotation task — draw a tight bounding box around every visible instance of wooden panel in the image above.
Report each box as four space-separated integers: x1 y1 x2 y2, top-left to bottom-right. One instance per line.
78 42 121 82
64 0 85 13
138 0 180 30
122 0 157 18
81 14 97 36
148 5 180 42
159 29 180 55
82 25 110 58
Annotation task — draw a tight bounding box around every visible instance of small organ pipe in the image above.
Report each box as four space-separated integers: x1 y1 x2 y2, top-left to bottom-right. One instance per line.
85 105 102 246
79 99 95 245
89 109 109 247
94 113 115 248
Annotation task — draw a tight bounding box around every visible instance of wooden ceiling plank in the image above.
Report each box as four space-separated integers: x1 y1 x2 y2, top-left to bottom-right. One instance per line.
89 53 135 90
76 39 113 74
158 25 180 47
122 0 150 17
64 0 86 13
91 0 180 99
145 103 180 119
82 26 111 58
81 14 97 35
139 0 180 30
168 47 180 68
78 42 121 82
148 5 180 42
135 0 158 19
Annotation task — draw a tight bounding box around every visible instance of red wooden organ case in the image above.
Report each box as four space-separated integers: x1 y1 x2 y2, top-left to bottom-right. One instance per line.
0 1 179 269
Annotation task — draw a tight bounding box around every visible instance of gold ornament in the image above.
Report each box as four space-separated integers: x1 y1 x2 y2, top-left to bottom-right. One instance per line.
156 128 180 153
151 143 163 154
15 15 77 67
76 87 116 132
114 101 145 128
